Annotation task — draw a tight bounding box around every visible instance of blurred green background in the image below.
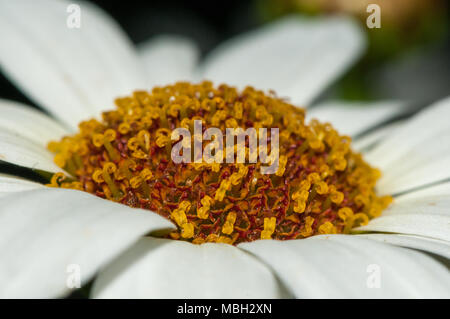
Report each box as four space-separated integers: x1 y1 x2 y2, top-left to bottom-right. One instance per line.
1 0 448 106
257 0 449 101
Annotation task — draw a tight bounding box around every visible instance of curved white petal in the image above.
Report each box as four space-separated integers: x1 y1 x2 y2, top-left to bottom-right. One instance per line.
0 127 63 173
0 99 69 146
366 96 450 195
353 121 403 152
0 0 146 129
0 173 43 196
138 35 200 87
0 188 174 298
0 99 67 172
308 101 407 137
356 189 450 241
93 237 282 298
357 213 450 242
239 235 450 298
200 15 365 106
356 234 450 259
395 182 450 202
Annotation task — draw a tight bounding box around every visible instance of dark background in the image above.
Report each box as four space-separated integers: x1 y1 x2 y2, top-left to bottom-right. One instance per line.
0 0 260 108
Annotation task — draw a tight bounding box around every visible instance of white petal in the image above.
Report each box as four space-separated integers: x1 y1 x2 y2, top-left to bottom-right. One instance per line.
0 0 146 129
200 15 365 106
366 96 450 194
0 127 63 173
0 99 69 146
0 173 43 196
138 35 200 87
239 235 450 298
0 99 67 172
0 188 174 298
395 181 450 202
308 101 407 137
353 121 403 152
356 193 450 242
93 237 282 298
356 234 450 259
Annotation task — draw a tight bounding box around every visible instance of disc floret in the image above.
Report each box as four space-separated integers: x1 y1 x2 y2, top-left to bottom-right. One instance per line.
47 81 392 245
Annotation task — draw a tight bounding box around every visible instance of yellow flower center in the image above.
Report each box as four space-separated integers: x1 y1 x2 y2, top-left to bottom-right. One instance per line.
47 81 392 245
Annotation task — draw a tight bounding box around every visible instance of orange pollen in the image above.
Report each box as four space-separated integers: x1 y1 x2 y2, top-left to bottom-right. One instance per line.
46 81 392 245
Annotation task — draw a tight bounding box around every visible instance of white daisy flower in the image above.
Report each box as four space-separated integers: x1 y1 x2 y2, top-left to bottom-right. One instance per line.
0 0 449 299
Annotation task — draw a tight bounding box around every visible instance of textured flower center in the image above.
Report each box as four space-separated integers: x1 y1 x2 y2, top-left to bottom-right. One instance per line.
47 81 392 245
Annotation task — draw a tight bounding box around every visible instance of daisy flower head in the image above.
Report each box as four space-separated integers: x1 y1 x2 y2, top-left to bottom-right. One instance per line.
0 0 449 299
